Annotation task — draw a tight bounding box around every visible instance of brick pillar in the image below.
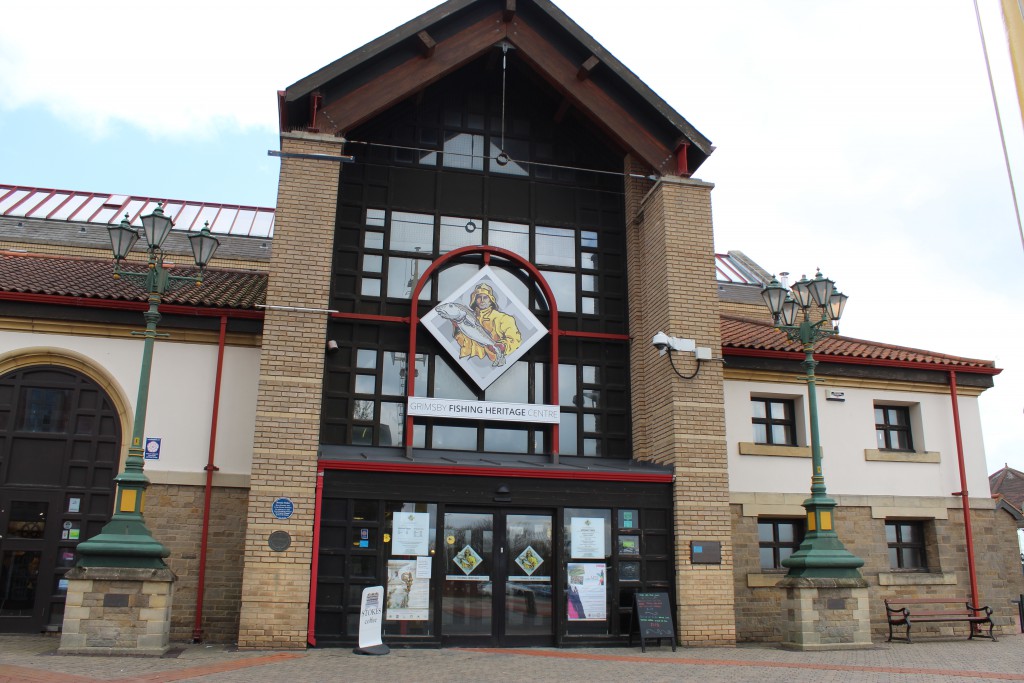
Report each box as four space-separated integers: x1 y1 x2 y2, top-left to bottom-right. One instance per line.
625 160 735 645
237 132 344 649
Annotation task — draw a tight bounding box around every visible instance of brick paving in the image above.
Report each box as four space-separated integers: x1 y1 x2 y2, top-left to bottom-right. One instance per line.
2 633 1023 682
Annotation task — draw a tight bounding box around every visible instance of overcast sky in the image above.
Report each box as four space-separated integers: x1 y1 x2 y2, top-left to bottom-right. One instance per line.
1 0 1022 476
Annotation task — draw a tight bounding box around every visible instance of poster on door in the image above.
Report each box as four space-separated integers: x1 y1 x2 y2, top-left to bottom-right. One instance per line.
570 517 605 558
385 559 429 621
566 563 606 621
392 512 430 556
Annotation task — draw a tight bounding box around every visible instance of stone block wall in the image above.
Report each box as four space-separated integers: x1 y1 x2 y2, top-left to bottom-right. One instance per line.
144 483 248 643
732 502 1024 642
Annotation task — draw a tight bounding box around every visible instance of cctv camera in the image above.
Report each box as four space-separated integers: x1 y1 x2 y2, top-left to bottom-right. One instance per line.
326 339 339 353
652 331 670 354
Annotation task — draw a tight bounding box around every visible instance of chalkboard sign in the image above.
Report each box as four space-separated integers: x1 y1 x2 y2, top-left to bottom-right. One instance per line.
628 592 676 652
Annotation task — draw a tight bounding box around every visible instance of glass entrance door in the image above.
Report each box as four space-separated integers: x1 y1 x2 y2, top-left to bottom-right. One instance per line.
441 509 553 646
0 492 61 632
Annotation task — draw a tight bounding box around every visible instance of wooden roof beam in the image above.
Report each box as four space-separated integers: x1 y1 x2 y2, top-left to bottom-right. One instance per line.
503 0 516 22
416 30 437 57
577 55 599 81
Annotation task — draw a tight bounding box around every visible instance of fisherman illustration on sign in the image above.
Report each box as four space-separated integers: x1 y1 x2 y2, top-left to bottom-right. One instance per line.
433 283 522 367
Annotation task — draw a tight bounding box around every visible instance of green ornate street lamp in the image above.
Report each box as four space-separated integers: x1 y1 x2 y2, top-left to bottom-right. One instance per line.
760 270 863 579
76 203 219 568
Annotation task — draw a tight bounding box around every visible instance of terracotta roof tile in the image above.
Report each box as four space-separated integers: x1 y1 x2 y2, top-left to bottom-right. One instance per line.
721 314 995 370
0 251 266 310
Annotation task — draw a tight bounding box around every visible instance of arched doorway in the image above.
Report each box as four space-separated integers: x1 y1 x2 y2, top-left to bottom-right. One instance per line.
0 364 122 632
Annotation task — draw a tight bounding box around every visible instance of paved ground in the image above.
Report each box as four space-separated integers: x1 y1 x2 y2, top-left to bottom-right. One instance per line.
1 633 1023 683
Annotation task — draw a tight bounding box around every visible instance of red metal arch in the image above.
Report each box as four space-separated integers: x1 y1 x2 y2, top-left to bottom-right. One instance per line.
404 245 561 461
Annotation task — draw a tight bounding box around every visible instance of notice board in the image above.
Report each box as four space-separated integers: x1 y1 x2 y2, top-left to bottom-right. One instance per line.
628 591 676 652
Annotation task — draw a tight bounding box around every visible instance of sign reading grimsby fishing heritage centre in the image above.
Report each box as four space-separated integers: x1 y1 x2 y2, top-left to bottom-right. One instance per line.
407 396 560 423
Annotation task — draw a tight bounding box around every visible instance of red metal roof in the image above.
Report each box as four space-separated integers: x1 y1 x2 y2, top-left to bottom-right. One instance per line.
721 314 997 371
0 184 275 238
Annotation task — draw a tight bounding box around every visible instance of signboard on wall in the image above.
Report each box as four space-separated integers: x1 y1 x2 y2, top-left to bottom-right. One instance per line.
407 397 559 423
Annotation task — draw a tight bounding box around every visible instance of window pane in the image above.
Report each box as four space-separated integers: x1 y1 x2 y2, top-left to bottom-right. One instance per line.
387 257 431 299
558 364 576 406
443 132 484 170
433 360 476 400
887 408 903 425
582 366 599 385
485 363 528 403
581 274 597 292
439 215 482 253
535 226 575 267
352 425 373 445
390 212 434 253
432 424 476 450
488 138 529 176
581 297 598 314
874 408 884 425
580 252 598 270
437 263 479 301
583 438 600 456
751 400 766 419
577 390 600 409
771 425 788 444
353 400 374 421
354 375 376 394
876 429 887 449
777 524 795 543
901 547 923 569
488 222 529 257
367 209 385 227
18 388 71 433
581 231 598 248
559 412 577 456
900 524 918 542
542 270 576 313
361 278 381 297
379 402 404 447
356 349 376 369
757 522 774 543
363 254 383 273
893 431 910 450
365 232 384 249
759 548 775 569
888 547 899 568
484 427 529 453
885 524 897 543
582 414 599 433
778 547 794 564
753 424 767 444
769 401 788 420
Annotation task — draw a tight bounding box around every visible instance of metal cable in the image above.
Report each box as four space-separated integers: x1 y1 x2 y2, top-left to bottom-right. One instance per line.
974 0 1024 252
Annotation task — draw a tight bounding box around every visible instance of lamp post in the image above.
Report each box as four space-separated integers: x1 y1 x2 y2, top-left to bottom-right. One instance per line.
76 203 219 568
760 270 863 579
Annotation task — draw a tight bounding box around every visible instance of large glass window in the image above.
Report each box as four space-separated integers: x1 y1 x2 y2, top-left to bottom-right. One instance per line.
758 518 804 570
751 398 796 446
886 521 927 570
875 405 913 451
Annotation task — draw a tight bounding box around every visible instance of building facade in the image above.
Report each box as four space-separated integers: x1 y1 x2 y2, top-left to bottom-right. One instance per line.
1 0 1021 648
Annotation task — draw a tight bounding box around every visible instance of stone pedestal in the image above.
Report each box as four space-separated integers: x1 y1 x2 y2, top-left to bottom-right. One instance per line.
778 577 872 650
59 566 176 656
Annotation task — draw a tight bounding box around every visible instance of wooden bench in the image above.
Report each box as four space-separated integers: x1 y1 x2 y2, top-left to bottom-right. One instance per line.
884 597 996 643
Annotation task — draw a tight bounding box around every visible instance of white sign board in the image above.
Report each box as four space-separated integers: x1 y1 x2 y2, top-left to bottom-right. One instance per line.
571 517 606 559
357 585 385 650
392 512 430 556
407 396 560 424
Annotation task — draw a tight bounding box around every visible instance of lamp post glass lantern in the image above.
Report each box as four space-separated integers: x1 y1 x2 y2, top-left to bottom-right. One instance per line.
760 270 863 579
76 203 219 568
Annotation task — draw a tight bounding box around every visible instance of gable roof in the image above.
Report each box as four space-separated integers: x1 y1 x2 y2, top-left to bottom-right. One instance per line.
721 314 998 372
990 464 1024 510
280 0 712 176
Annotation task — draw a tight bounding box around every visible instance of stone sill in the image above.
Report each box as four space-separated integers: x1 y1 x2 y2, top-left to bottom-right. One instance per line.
739 443 811 458
747 572 788 588
864 449 940 463
877 571 956 586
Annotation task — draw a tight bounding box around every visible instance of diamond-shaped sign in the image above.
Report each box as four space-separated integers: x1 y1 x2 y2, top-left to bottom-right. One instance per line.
421 265 547 390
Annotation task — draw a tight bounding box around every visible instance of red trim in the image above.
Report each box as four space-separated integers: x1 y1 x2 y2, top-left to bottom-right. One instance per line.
0 291 264 319
675 142 690 177
404 245 561 460
559 330 629 341
319 459 673 483
948 371 981 617
308 470 325 647
330 311 409 324
6 189 38 216
66 193 97 222
46 192 76 220
192 316 228 642
723 346 1001 375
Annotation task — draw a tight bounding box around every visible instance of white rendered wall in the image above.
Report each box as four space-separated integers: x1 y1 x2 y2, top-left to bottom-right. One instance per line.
0 329 259 477
725 377 990 499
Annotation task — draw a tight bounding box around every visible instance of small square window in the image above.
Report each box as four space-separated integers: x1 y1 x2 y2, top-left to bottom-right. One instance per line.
886 520 927 570
751 398 796 446
875 405 913 451
758 518 804 569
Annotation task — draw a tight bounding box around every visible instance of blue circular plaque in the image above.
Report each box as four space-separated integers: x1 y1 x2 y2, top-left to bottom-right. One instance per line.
271 497 294 520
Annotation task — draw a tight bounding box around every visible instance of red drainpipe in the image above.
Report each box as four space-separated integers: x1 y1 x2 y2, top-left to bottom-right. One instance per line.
192 315 228 642
948 370 981 615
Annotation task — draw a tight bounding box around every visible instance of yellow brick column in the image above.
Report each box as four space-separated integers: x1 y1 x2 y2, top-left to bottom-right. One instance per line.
237 131 344 649
626 162 735 645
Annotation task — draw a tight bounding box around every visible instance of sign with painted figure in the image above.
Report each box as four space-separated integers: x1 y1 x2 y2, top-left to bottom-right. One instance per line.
421 265 547 390
385 559 429 621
